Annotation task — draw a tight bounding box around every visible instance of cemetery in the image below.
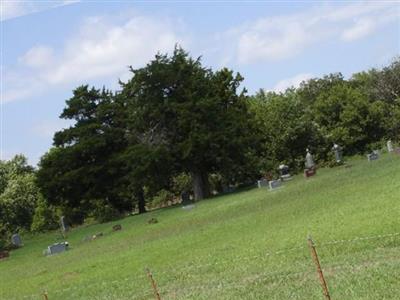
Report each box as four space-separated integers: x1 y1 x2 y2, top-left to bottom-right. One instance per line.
1 152 399 299
1 4 399 298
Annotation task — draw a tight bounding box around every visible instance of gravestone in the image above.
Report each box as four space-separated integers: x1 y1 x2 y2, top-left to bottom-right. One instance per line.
181 191 190 205
278 164 292 181
222 185 236 193
181 190 195 210
304 168 316 178
0 250 9 260
112 224 122 231
11 233 22 247
182 204 195 210
387 140 394 152
268 180 282 190
45 242 69 256
257 178 269 188
148 218 158 224
367 150 379 161
82 235 92 243
92 232 103 240
60 216 69 232
304 149 316 178
332 144 343 163
305 149 315 169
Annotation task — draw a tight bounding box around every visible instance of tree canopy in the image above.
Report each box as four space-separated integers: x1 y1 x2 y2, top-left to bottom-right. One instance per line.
32 52 400 225
37 47 260 220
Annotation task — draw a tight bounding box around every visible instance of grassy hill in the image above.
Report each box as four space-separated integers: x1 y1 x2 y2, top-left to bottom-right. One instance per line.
1 153 400 299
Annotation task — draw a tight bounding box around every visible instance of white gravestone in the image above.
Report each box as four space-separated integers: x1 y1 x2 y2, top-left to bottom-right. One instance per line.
305 149 315 169
60 216 69 232
332 144 343 163
387 140 394 152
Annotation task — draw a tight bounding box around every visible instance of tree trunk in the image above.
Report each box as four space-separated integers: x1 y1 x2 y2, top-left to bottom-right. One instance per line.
201 172 210 197
192 170 210 201
137 188 146 214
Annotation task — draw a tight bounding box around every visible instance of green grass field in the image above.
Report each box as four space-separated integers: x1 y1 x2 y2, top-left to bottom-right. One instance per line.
1 153 400 299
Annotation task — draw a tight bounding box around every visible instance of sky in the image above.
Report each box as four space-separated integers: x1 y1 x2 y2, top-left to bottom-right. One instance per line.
1 0 399 165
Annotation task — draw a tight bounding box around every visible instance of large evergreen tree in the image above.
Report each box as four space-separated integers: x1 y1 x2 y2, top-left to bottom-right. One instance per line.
37 86 130 222
119 47 258 200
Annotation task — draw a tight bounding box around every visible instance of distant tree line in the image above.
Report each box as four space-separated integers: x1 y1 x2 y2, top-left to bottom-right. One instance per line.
250 59 400 172
1 48 399 249
0 155 58 250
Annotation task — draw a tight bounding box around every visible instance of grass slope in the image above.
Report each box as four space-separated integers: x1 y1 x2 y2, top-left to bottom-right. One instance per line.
1 154 400 299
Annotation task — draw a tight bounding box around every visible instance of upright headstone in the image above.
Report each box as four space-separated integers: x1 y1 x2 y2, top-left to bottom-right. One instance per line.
181 191 191 205
367 150 379 161
387 140 394 152
11 234 22 247
60 216 69 232
304 149 316 178
305 149 315 169
278 164 292 181
332 143 343 163
181 190 195 210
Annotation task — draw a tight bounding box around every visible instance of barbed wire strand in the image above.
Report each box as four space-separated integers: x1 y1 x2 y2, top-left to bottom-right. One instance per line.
13 230 400 300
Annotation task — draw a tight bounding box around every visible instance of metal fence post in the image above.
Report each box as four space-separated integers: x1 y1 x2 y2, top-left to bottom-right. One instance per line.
307 236 331 300
43 291 49 300
146 268 161 300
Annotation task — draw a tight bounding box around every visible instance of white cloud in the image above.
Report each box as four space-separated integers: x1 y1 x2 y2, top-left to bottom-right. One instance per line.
47 16 185 85
1 1 79 21
18 46 54 68
340 7 400 42
237 21 311 63
222 2 398 64
341 18 375 41
4 2 398 103
269 73 314 93
4 13 187 103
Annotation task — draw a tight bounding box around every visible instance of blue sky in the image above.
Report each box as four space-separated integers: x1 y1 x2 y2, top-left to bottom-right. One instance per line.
1 0 399 165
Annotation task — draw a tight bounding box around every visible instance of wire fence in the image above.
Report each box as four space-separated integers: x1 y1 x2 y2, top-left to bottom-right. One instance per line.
12 230 400 300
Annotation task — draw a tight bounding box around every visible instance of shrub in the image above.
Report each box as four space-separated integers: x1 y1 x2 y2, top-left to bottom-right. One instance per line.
91 200 121 223
151 189 174 208
30 196 59 232
171 173 192 195
0 173 39 232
